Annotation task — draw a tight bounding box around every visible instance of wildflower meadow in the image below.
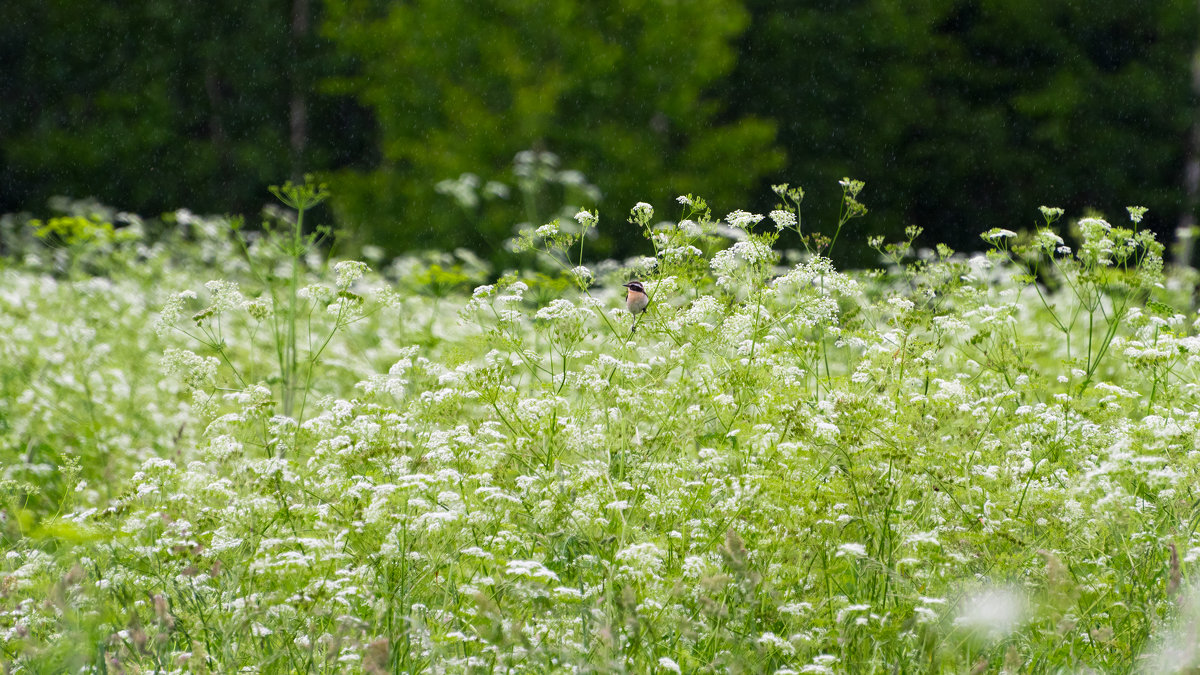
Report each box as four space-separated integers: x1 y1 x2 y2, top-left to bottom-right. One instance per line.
3 180 1200 673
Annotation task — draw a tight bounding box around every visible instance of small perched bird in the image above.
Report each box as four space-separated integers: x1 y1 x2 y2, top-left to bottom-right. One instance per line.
623 281 649 315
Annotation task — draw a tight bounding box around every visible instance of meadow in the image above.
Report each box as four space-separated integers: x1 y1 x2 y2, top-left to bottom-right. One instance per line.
2 180 1199 673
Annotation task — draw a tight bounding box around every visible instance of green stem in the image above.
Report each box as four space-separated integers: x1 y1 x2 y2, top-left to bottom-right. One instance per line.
284 204 305 418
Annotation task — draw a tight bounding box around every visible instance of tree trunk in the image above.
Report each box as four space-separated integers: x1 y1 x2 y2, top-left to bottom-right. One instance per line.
290 0 310 179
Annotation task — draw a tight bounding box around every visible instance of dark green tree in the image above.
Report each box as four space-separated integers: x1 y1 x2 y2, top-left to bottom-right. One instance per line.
320 0 784 257
0 0 371 220
726 0 1197 259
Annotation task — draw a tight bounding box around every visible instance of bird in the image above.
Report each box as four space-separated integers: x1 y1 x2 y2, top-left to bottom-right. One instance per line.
623 281 649 316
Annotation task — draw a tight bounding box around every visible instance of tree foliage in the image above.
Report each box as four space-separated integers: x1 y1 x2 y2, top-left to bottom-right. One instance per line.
2 0 287 216
1 0 1195 263
319 0 783 256
727 0 1197 257
0 0 370 221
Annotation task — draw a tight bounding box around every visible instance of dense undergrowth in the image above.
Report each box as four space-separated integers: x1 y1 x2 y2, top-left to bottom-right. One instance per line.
3 183 1200 673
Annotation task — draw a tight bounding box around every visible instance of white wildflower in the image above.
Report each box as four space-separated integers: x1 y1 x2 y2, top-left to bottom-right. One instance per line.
725 209 765 229
155 289 197 337
658 657 682 673
678 219 701 237
506 560 559 583
569 265 593 286
986 228 1017 240
769 209 797 230
837 543 867 558
204 280 244 313
333 260 369 290
574 209 597 227
954 588 1025 642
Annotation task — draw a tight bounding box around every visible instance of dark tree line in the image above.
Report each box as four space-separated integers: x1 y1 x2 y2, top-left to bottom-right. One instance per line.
726 0 1198 258
2 0 1196 262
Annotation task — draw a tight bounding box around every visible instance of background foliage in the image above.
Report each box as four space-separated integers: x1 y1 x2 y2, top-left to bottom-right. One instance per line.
2 0 1197 261
320 0 782 254
725 0 1199 257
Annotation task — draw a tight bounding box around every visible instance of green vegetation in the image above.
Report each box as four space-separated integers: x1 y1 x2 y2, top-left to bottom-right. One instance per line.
3 181 1200 672
3 1 1195 261
321 0 782 254
726 0 1198 258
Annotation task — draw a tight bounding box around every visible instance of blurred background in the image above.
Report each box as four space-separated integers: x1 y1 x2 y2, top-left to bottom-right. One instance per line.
2 0 1198 266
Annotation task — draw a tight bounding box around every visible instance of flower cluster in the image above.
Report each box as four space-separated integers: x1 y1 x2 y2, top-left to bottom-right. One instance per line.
2 198 1195 674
